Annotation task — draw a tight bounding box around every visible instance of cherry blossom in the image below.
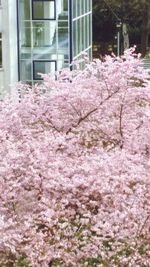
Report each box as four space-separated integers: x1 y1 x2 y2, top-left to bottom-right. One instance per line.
0 48 150 266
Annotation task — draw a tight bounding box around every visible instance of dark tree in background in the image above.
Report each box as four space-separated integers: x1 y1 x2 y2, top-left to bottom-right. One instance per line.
93 0 150 56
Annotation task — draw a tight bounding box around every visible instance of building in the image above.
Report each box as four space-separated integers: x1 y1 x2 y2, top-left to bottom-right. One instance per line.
0 0 92 97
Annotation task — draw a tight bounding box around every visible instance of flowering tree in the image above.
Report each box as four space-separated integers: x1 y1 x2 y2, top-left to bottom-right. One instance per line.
0 48 150 267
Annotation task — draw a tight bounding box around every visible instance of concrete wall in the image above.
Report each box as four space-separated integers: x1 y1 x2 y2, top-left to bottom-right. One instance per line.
0 0 18 98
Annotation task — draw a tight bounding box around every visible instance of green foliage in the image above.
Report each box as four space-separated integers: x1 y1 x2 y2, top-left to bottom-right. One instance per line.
15 255 31 267
93 0 150 55
80 256 102 266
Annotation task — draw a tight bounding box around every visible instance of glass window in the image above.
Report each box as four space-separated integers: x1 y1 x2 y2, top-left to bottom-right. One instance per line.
85 15 89 49
33 60 56 80
20 60 32 81
58 27 68 49
81 17 84 50
32 0 56 20
58 10 69 50
90 0 92 11
19 0 30 20
73 21 77 57
85 0 88 11
20 21 31 48
87 0 90 12
77 19 81 54
63 0 68 11
77 0 81 16
32 21 57 47
81 0 85 15
73 0 76 18
89 13 92 46
0 33 2 68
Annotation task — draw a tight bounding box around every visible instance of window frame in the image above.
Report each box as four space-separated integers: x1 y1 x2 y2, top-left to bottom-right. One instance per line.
33 59 57 80
32 0 56 21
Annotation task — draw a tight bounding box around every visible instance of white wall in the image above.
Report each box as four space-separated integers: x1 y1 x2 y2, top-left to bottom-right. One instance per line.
0 0 18 97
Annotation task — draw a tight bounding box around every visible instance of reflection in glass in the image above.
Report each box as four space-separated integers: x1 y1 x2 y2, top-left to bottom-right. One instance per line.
63 0 68 11
77 0 81 16
33 60 56 80
20 22 31 47
73 0 76 18
32 21 57 47
58 27 68 48
20 60 32 81
73 22 76 57
20 0 30 20
32 1 55 20
18 0 92 83
81 0 85 15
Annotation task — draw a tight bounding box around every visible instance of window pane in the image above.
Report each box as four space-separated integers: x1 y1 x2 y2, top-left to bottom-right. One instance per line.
58 27 68 49
81 17 84 50
85 15 89 48
77 19 81 54
63 0 68 11
20 21 31 47
81 0 85 15
33 61 56 80
73 0 76 18
77 0 81 16
32 21 57 47
58 12 69 51
90 0 92 11
73 21 77 57
89 14 92 46
19 0 30 20
32 1 55 20
20 60 32 81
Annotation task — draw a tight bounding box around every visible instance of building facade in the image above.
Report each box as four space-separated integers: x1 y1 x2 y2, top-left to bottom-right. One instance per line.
0 0 92 96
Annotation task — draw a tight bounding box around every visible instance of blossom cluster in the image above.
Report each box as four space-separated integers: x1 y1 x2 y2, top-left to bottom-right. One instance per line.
0 48 150 267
